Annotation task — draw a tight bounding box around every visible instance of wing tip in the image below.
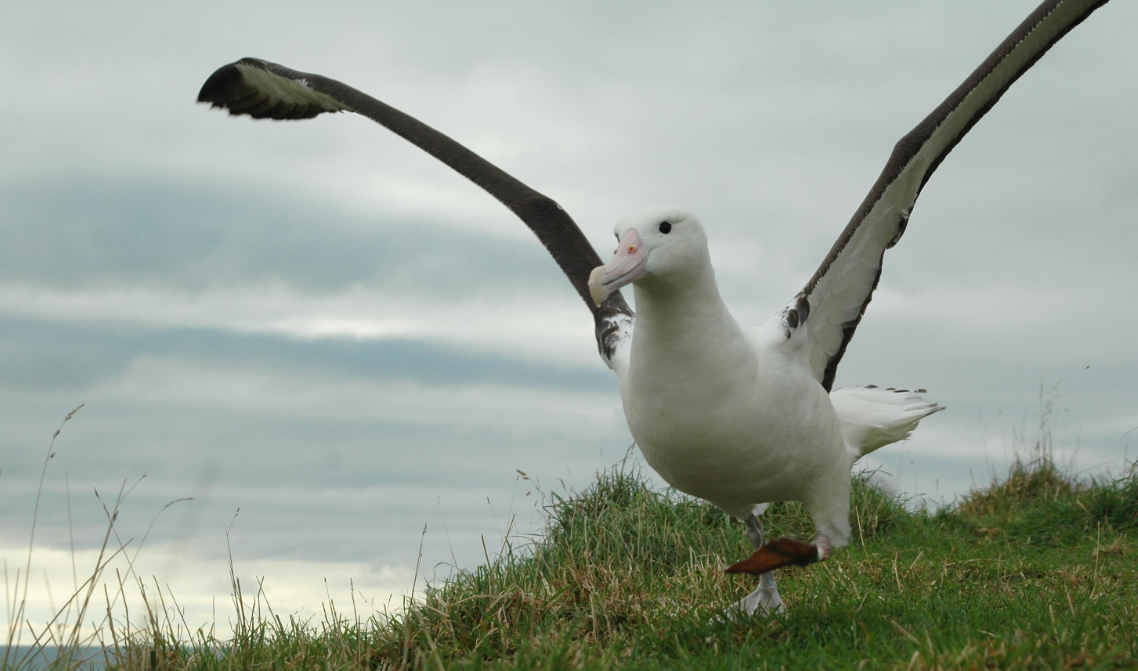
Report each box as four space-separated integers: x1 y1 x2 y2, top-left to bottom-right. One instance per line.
196 57 343 120
196 57 262 106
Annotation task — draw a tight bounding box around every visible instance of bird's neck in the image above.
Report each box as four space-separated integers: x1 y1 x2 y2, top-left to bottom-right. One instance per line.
629 264 757 391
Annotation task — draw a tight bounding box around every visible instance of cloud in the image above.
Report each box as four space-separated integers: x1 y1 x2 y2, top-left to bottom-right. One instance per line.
0 315 628 566
0 316 609 394
1 179 566 298
0 541 417 639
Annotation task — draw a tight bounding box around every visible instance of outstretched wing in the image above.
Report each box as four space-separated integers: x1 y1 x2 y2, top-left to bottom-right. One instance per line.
197 58 633 367
778 0 1109 391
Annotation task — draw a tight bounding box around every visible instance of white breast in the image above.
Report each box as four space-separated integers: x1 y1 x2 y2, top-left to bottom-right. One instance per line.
620 284 849 519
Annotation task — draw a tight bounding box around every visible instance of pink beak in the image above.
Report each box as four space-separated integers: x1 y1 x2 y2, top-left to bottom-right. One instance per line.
588 229 649 306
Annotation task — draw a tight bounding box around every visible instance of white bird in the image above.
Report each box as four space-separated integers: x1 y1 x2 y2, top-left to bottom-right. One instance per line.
198 0 1112 616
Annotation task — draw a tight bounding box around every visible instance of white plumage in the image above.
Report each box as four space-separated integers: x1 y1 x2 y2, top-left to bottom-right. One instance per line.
831 386 945 460
593 206 940 567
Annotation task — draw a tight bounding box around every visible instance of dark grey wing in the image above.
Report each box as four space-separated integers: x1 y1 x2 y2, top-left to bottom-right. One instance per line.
197 58 633 367
779 0 1109 391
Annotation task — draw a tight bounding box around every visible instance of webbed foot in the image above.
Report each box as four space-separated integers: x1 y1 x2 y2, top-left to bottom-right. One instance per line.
729 584 786 617
724 537 824 575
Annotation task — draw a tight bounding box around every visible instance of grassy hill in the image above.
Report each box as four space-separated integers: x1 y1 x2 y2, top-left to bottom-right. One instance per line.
6 453 1137 670
363 459 1137 670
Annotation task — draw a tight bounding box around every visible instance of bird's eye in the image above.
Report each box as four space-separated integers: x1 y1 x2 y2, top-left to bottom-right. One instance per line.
659 221 672 234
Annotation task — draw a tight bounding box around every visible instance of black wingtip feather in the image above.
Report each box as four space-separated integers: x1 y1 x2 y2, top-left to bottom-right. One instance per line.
197 61 248 106
197 58 336 121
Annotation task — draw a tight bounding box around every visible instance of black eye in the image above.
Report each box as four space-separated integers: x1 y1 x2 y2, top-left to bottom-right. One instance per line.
659 221 672 234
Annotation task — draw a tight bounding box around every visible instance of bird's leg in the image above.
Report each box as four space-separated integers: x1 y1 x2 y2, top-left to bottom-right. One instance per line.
728 514 785 616
743 513 764 548
813 533 832 563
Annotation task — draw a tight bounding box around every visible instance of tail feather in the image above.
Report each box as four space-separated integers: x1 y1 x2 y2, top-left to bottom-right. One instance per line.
830 385 944 461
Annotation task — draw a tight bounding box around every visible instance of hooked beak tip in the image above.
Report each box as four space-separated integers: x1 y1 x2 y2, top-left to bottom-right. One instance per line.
588 266 608 306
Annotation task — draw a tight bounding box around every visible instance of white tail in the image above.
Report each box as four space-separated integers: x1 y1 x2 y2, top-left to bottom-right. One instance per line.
830 386 944 462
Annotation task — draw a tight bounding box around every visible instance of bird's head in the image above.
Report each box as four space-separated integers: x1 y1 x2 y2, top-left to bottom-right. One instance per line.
588 205 709 306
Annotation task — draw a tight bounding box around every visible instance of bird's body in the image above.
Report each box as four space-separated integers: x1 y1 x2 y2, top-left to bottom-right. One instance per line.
613 213 848 534
628 324 851 538
196 0 1116 615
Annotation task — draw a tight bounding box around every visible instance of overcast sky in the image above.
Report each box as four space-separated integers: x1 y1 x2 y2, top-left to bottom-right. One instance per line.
3 0 1136 634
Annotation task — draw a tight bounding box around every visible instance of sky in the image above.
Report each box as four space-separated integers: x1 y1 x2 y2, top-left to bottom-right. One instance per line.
3 0 1137 639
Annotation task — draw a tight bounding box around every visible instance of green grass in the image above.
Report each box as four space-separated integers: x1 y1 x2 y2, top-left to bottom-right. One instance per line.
5 419 1138 669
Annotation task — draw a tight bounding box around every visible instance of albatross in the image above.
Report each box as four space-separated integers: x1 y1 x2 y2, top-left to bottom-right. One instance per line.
197 0 1113 616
